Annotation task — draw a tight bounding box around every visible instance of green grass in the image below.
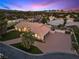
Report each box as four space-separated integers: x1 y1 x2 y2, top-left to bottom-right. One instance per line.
11 43 43 54
71 34 76 42
68 26 79 54
0 30 21 41
72 26 79 44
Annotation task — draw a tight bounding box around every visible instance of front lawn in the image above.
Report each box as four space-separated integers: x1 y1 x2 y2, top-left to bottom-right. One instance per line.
11 43 43 54
0 30 21 41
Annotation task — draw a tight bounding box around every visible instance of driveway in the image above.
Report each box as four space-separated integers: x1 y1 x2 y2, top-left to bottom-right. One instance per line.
34 32 73 54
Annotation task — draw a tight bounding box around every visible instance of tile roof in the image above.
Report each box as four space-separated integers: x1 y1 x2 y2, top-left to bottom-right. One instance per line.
15 20 50 40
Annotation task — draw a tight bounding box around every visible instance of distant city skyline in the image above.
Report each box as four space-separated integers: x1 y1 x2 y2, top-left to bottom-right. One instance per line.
0 0 79 11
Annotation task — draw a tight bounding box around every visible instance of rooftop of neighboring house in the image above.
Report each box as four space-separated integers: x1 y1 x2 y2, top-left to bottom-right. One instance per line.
48 18 64 26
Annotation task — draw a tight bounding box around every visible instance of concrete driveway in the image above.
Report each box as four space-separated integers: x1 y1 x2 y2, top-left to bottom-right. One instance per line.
34 32 73 54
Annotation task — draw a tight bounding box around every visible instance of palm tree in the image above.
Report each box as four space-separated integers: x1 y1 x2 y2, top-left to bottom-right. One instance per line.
20 31 36 49
63 18 67 26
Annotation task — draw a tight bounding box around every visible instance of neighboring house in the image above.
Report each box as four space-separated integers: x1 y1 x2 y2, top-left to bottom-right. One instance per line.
7 19 24 27
65 17 79 27
16 18 24 22
49 16 56 21
66 15 71 19
48 19 64 26
65 22 79 28
15 20 50 41
32 15 42 22
27 18 34 22
66 15 75 23
67 18 74 23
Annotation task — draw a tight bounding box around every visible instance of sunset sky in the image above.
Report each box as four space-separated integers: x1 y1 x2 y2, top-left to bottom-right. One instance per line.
0 0 79 11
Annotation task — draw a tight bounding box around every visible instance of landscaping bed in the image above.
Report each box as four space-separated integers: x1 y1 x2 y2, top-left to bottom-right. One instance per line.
11 43 43 54
72 26 79 44
0 30 21 41
71 26 79 54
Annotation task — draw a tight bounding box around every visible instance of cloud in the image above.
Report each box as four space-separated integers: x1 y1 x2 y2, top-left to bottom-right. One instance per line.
0 3 10 9
30 0 63 10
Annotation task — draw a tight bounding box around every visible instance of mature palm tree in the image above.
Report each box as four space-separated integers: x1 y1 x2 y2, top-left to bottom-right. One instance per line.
63 18 67 26
21 31 36 49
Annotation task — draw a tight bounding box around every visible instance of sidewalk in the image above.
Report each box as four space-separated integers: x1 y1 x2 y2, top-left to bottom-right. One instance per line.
2 38 21 45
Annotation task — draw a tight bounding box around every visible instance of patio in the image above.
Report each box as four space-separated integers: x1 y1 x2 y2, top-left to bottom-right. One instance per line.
34 32 73 54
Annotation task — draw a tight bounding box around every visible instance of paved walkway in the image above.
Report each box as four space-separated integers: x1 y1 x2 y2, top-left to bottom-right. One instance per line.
2 38 21 45
7 29 15 33
34 32 73 54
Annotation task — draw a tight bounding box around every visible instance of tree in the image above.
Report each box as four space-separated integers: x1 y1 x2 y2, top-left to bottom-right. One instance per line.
41 16 48 24
74 15 79 22
63 18 67 26
0 17 7 35
20 31 36 49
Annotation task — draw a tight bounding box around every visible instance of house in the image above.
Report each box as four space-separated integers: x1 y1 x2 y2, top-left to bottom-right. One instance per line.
48 18 64 26
65 22 79 28
15 20 50 41
49 16 56 21
67 18 74 23
66 15 75 23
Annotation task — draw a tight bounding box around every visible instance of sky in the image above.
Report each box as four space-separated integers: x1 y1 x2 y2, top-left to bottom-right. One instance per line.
0 0 79 11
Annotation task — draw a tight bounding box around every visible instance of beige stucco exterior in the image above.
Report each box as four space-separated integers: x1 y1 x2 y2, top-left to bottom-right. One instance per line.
15 20 50 41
